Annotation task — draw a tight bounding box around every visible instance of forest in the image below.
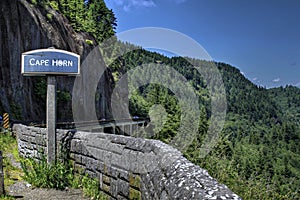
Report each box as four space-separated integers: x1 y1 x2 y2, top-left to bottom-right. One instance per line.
28 0 300 199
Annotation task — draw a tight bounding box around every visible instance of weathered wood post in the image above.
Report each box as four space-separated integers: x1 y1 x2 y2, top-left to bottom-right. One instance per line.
47 76 56 164
0 151 5 195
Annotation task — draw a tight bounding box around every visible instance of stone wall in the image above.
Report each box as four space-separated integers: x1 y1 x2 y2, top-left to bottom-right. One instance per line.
13 124 241 200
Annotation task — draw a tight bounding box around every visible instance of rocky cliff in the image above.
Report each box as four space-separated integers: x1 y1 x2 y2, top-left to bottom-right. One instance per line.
0 0 114 122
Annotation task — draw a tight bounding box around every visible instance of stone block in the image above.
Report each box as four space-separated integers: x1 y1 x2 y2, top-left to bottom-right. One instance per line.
116 195 127 200
73 154 82 164
116 179 129 197
118 169 129 181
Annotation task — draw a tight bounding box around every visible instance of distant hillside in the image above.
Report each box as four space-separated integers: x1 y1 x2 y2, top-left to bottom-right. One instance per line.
269 85 300 124
108 45 300 199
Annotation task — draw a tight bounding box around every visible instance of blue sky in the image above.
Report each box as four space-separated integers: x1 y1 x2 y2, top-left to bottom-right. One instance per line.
104 0 300 88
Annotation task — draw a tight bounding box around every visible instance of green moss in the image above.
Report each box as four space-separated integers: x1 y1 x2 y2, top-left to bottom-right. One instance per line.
103 164 108 175
129 174 141 189
85 39 94 46
102 175 110 184
129 174 141 199
103 184 110 193
46 13 53 21
129 188 141 200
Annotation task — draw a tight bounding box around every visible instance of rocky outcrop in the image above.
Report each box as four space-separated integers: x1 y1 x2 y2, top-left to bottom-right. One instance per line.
0 0 113 121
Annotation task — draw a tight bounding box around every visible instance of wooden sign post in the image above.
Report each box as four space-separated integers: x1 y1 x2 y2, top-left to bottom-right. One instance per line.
46 76 56 163
22 49 80 163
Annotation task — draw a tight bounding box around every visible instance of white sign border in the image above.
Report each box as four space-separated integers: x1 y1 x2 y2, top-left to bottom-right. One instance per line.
21 48 80 76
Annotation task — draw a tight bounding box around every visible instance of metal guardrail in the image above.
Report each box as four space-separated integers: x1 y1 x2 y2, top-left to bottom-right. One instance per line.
10 118 150 134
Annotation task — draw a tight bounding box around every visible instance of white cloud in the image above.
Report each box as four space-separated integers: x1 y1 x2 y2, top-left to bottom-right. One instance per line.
252 77 258 81
295 82 300 87
169 0 187 4
110 0 156 12
272 78 281 83
109 0 187 11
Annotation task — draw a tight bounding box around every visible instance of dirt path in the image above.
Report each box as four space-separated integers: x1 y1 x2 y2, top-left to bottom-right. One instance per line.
8 181 89 200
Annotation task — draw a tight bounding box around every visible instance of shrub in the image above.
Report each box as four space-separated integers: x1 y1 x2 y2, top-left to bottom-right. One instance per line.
21 158 107 199
46 13 53 21
21 158 73 189
49 1 59 11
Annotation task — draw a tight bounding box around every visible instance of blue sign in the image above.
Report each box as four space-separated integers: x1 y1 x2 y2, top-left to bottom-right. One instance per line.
22 49 80 75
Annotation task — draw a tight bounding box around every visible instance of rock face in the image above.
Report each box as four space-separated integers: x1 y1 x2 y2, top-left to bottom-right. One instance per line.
0 0 113 121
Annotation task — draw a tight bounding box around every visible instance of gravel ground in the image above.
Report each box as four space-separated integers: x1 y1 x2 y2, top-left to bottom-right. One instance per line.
8 182 89 200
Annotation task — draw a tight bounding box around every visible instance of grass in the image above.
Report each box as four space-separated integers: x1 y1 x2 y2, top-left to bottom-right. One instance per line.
21 158 74 189
0 195 14 200
0 131 23 185
21 158 108 200
0 130 23 199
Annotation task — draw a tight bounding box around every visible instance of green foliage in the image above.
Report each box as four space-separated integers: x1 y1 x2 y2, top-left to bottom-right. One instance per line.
21 158 74 189
49 1 59 10
20 158 107 199
269 85 300 124
85 39 94 46
0 131 17 153
31 0 116 42
39 0 117 42
0 131 23 196
57 90 71 102
80 175 107 200
107 44 300 199
31 0 38 5
0 194 15 200
34 77 47 101
46 13 53 21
